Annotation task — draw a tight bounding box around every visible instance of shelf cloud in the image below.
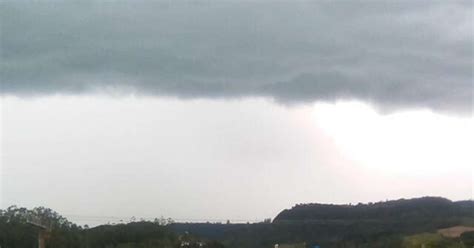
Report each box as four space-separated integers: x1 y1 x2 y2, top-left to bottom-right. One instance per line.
1 1 472 113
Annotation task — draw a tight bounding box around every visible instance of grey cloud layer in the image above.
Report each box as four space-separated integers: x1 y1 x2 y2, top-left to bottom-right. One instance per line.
1 1 472 112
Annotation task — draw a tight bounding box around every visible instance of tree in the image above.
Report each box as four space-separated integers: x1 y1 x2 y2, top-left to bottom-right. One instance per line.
461 231 474 247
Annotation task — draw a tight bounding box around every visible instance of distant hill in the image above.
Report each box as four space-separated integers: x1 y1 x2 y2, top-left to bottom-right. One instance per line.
172 197 474 248
274 197 474 223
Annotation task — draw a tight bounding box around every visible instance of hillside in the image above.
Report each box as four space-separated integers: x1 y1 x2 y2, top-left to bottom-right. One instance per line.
172 197 474 248
274 197 474 223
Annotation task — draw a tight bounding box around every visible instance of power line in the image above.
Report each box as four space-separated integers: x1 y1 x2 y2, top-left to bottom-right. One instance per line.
64 214 265 224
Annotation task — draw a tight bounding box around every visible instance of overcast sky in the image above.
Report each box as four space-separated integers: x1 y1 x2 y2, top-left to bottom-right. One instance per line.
0 0 472 225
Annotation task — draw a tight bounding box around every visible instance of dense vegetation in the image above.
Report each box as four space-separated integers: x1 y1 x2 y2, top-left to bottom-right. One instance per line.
1 197 473 248
172 197 474 248
0 206 223 248
274 197 473 223
0 206 83 248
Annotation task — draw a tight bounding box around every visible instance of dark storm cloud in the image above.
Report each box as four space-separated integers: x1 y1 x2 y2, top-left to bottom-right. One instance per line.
1 1 472 112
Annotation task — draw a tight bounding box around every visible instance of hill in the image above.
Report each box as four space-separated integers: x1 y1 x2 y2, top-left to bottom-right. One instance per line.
172 197 474 247
274 197 473 223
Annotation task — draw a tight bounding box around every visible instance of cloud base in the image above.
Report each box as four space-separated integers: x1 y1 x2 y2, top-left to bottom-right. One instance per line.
1 1 472 113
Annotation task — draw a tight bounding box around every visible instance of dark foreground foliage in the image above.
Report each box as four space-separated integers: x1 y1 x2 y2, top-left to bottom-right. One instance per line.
0 206 223 248
460 231 474 247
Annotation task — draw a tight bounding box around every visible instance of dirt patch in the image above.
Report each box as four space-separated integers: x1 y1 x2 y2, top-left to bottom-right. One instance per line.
437 226 474 238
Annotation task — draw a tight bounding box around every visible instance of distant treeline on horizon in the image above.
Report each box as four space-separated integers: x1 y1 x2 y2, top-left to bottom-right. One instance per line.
1 196 473 248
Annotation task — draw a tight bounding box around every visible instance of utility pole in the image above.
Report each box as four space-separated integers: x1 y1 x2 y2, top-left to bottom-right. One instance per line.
27 218 51 248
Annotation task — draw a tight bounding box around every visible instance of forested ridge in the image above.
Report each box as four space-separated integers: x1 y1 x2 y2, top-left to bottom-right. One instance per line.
173 197 474 247
274 197 473 222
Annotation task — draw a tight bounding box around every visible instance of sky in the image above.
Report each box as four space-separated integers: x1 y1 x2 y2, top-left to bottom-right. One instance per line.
0 0 473 225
